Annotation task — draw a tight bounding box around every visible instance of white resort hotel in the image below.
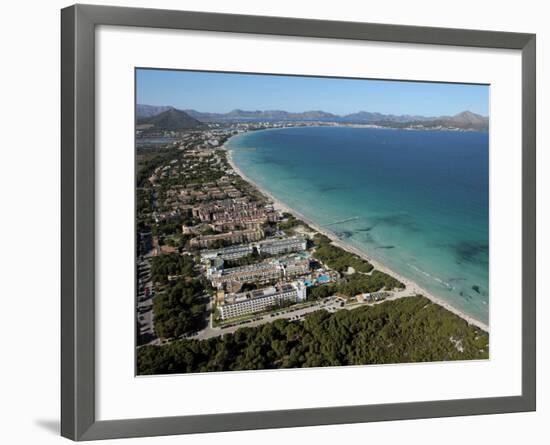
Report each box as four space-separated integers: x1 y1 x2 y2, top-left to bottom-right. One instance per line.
217 282 307 320
208 255 310 287
203 236 311 321
200 236 307 262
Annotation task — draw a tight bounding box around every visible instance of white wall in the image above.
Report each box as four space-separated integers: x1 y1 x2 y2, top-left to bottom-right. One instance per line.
0 0 547 443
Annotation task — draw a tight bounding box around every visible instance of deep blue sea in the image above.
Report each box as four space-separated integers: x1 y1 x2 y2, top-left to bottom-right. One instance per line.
226 126 489 323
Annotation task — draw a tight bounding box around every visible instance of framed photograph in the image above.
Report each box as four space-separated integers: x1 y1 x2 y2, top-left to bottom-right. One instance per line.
61 4 536 441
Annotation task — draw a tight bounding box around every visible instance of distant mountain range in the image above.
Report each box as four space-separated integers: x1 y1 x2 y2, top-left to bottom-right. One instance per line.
180 108 439 124
137 105 489 131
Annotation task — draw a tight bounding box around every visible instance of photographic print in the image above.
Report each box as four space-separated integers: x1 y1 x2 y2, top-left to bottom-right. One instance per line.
135 69 490 375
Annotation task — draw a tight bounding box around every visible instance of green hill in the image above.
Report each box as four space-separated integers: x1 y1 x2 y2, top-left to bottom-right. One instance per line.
138 107 205 130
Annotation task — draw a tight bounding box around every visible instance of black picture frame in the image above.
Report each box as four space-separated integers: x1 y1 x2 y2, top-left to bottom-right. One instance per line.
61 4 536 441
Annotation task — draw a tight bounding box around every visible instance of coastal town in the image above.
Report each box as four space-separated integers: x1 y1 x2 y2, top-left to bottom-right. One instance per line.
136 122 409 347
134 69 490 375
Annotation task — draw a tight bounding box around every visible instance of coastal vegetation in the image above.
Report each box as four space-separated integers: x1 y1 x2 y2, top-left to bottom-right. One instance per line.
279 213 308 233
150 253 197 285
136 188 153 230
136 147 180 187
137 296 489 374
308 270 403 300
313 234 374 273
152 279 207 339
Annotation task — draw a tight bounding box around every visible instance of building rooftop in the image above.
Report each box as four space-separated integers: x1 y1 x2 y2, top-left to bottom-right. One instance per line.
224 282 301 305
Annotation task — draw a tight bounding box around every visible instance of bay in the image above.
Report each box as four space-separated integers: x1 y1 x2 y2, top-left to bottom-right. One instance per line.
227 126 489 323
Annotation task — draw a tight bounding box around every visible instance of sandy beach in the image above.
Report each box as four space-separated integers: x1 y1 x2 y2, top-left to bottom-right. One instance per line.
224 145 489 333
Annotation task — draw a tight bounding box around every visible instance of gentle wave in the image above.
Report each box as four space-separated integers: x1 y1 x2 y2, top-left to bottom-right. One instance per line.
407 263 454 290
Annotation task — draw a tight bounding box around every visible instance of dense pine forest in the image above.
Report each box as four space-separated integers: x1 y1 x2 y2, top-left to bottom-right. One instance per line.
137 296 489 375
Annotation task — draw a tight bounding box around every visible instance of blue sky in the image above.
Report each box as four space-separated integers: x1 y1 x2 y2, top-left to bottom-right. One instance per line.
136 68 489 117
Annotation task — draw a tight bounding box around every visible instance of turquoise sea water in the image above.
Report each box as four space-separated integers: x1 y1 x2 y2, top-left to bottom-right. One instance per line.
226 126 489 324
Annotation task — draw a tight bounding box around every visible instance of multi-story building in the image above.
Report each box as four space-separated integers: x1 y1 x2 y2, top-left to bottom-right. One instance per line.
209 219 264 232
217 282 307 320
258 237 307 256
189 228 264 249
200 244 254 262
192 200 277 226
281 256 310 278
210 262 281 287
209 256 310 288
200 236 306 264
192 199 243 221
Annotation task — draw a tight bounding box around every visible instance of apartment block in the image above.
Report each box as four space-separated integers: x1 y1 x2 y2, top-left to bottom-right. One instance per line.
218 282 307 320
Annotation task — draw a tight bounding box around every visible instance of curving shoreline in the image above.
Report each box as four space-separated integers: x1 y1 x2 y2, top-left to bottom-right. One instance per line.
224 142 489 333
